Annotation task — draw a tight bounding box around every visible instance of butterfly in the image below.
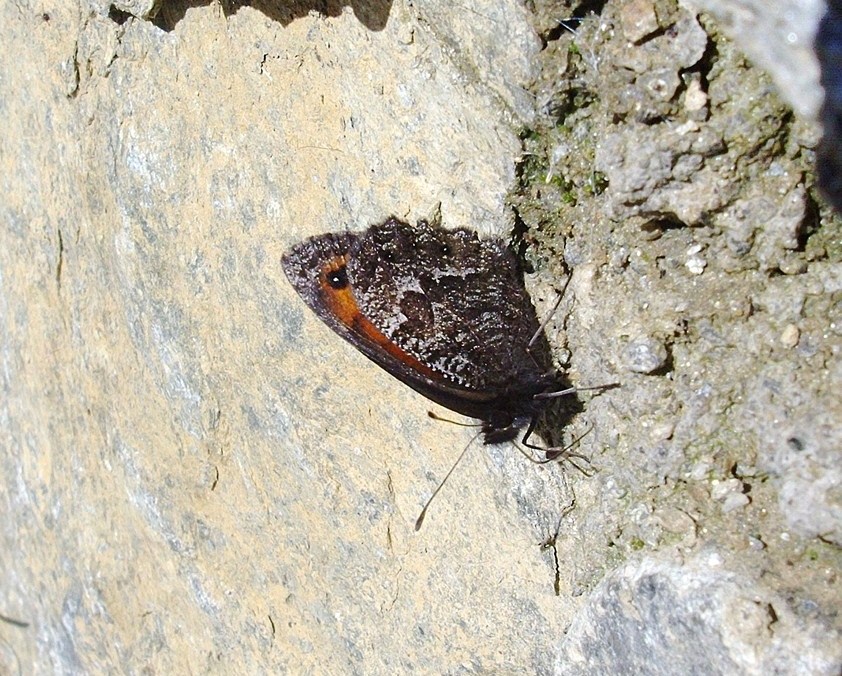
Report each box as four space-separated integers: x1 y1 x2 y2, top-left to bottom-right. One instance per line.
281 216 575 449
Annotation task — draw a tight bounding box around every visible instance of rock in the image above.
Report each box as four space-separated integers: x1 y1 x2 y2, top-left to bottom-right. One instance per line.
1 0 838 672
557 558 842 675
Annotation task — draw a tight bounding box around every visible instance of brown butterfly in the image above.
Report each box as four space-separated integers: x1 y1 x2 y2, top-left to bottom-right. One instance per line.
282 216 572 446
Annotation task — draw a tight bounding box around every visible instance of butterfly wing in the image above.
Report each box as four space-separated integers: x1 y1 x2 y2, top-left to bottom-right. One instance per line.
282 219 557 423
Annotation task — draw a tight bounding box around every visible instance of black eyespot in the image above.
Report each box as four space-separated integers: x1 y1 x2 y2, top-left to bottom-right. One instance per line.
384 249 396 262
326 267 348 289
440 243 451 256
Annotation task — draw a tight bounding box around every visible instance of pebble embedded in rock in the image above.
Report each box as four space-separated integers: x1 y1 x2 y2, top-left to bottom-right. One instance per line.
721 492 750 512
620 0 660 44
624 336 669 373
780 324 800 348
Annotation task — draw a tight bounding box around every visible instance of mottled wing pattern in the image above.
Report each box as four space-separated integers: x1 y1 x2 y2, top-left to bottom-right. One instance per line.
282 217 562 428
348 218 550 393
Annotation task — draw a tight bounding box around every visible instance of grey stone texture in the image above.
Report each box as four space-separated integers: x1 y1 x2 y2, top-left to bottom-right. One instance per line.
1 0 839 673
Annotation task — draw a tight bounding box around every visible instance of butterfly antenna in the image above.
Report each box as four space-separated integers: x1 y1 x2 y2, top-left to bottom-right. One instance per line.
415 431 482 531
534 382 620 400
427 410 481 428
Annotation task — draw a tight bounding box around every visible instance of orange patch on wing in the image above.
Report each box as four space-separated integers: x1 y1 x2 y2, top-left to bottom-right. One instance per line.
318 257 439 381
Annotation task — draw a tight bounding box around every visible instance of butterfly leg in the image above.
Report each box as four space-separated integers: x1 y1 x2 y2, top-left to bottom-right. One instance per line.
519 418 595 474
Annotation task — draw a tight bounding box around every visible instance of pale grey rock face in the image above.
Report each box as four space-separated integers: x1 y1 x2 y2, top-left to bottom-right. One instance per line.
557 557 841 676
1 0 839 673
687 0 826 118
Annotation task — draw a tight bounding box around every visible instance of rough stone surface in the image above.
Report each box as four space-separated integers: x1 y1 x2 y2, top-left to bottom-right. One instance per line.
687 0 826 118
1 0 840 673
623 336 670 374
557 557 841 675
517 0 840 670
